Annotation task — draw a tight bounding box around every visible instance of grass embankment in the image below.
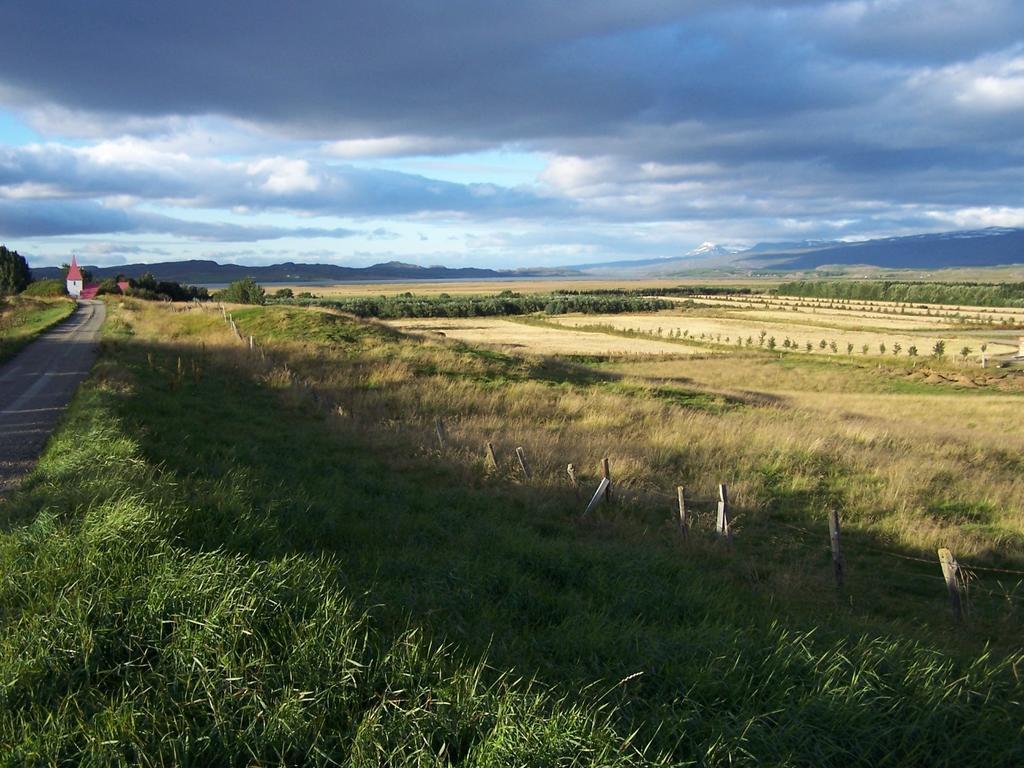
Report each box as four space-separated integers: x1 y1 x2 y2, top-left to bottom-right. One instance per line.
2 299 1023 764
0 295 75 364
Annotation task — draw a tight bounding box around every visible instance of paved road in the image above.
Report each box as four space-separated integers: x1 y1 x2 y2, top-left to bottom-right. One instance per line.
0 300 106 499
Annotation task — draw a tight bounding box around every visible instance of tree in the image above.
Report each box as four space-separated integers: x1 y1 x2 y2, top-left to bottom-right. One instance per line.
879 342 886 355
95 278 121 296
932 340 946 358
220 277 266 305
861 344 869 355
908 345 918 357
846 342 854 355
767 336 776 350
0 245 30 294
134 272 158 291
893 343 902 355
60 262 94 284
274 287 294 299
960 346 971 361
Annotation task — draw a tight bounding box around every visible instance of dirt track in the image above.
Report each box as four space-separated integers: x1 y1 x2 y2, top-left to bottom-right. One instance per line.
0 300 105 499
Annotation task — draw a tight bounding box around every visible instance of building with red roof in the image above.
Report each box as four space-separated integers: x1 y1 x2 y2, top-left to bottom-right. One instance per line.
66 256 83 298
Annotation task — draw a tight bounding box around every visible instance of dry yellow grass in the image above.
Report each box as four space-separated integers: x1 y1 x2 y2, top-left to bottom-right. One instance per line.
704 293 1024 324
385 316 703 356
112 298 1024 569
548 312 1019 360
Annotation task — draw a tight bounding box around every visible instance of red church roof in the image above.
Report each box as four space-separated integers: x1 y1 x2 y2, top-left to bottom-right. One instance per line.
67 256 83 281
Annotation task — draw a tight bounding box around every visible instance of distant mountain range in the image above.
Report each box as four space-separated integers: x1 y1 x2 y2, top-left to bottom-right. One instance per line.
27 227 1024 284
30 259 574 285
579 227 1024 275
734 227 1024 271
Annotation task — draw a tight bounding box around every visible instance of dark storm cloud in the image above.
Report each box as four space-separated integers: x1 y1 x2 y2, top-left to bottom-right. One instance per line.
0 199 361 241
0 1 849 140
1 1 1023 250
0 143 567 218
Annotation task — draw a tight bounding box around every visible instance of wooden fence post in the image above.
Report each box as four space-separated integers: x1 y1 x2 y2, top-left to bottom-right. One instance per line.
716 483 733 544
677 486 688 539
828 509 844 589
937 548 964 624
249 335 255 351
434 418 447 450
601 458 612 503
484 442 498 472
515 446 531 479
567 463 580 498
584 477 610 516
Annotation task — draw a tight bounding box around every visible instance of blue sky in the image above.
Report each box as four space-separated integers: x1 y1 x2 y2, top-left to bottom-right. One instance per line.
1 1 1023 269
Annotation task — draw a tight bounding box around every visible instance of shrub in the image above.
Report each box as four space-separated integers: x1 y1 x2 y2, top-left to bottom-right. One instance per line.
22 279 67 297
219 277 266 305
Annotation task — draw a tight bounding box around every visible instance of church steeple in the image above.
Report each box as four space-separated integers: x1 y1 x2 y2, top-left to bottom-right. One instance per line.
66 255 84 297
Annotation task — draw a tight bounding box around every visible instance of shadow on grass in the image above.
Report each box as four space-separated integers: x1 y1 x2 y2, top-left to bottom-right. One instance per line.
8 331 1024 764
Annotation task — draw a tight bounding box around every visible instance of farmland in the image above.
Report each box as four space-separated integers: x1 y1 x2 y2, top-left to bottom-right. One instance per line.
381 290 1023 365
2 289 1024 765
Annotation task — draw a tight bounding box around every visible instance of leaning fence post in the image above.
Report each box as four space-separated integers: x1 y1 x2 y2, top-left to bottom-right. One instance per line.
249 335 255 351
677 486 689 539
828 509 844 589
434 417 447 450
601 458 612 503
937 548 965 624
716 483 733 544
515 446 531 479
584 477 611 516
484 442 498 472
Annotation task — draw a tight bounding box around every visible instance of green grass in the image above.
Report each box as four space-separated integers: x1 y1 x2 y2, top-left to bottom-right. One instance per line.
0 296 75 364
0 355 643 766
2 307 1023 765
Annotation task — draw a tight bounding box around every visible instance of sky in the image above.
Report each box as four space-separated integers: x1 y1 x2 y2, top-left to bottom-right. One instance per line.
1 1 1022 270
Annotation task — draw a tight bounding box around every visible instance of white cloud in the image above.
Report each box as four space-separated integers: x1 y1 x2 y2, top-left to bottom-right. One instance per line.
246 157 320 194
322 135 484 159
928 206 1024 228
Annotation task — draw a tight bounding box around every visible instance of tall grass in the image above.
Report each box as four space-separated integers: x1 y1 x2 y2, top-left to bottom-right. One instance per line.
3 298 1023 765
220 304 1024 561
0 369 645 765
0 295 75 363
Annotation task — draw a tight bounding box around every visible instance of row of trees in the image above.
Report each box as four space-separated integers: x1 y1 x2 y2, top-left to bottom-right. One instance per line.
1 245 212 303
126 273 210 302
279 291 674 318
777 280 1024 307
0 246 31 295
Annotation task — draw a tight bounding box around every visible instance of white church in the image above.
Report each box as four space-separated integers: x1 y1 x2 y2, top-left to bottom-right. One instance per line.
66 256 84 298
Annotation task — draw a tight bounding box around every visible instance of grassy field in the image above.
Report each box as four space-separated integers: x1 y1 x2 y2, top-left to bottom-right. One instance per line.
0 295 75 364
2 295 1023 764
387 317 704 356
446 294 1024 366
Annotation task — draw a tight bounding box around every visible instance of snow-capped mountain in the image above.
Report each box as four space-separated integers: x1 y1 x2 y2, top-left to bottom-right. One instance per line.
686 242 740 257
572 226 1024 275
735 227 1024 270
